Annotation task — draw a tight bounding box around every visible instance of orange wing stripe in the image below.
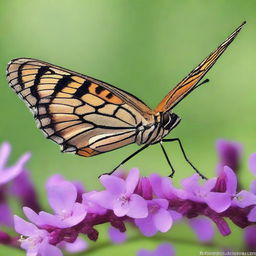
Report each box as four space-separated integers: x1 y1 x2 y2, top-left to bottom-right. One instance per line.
155 21 246 113
77 148 100 157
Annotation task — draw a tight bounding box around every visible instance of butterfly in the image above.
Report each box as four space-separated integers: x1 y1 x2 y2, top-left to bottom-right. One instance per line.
6 22 245 178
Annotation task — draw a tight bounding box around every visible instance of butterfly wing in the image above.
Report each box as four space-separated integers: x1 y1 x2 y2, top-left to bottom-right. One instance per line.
155 21 246 113
7 58 154 156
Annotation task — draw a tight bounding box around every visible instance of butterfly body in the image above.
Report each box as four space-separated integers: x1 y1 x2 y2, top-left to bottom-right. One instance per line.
135 112 181 145
6 22 246 174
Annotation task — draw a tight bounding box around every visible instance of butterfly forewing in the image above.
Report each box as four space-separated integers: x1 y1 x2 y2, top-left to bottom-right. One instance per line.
7 58 153 156
155 21 246 113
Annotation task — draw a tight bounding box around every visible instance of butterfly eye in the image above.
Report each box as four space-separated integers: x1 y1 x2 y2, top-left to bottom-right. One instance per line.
161 112 180 130
170 113 181 130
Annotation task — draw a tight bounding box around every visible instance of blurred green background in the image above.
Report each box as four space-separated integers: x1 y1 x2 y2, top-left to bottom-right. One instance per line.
0 0 255 255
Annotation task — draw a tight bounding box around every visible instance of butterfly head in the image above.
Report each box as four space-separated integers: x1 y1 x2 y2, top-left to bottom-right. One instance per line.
160 111 181 132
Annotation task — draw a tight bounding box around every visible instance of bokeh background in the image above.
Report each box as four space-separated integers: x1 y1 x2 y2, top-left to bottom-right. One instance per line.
0 0 255 255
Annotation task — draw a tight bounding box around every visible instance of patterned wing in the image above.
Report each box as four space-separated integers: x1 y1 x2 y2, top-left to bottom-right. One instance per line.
155 21 246 113
7 58 153 156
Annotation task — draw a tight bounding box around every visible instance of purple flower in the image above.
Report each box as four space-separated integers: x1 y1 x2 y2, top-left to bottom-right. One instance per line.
0 142 31 227
11 170 40 212
60 237 88 253
23 180 86 228
108 226 126 244
214 166 237 195
0 230 18 247
248 207 256 222
216 139 242 174
91 168 148 218
250 180 256 194
244 225 256 250
14 215 62 256
47 174 86 203
0 142 30 185
149 174 179 200
233 190 256 208
137 243 175 256
189 216 215 242
135 199 173 236
249 153 256 176
82 191 107 214
135 177 153 200
178 172 231 213
0 202 13 227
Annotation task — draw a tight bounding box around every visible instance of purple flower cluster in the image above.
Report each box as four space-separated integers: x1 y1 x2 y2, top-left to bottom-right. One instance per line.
0 142 38 228
1 139 256 256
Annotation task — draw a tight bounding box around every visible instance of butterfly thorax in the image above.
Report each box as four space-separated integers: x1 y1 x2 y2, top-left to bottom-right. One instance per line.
135 112 181 145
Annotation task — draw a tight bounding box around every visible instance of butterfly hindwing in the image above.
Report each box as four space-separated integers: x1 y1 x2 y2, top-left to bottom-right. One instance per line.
7 58 151 156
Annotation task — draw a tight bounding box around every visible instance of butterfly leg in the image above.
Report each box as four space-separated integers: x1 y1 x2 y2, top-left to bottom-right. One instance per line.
99 144 150 178
160 141 176 178
162 138 208 180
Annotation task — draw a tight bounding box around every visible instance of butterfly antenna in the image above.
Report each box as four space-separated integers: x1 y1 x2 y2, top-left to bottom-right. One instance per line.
194 78 210 90
174 78 210 104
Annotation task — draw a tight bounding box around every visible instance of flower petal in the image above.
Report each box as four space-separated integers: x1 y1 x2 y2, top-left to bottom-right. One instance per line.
135 215 157 237
113 197 129 217
234 190 256 208
23 207 44 226
0 202 13 227
82 191 107 214
153 208 173 232
14 215 40 237
250 180 256 194
201 178 217 193
137 243 175 256
244 225 256 250
169 210 182 222
149 174 165 198
248 206 256 222
47 181 77 215
125 168 140 194
11 170 40 212
206 192 231 213
100 175 125 195
90 191 115 210
61 237 88 253
181 174 200 192
108 226 127 244
152 198 169 210
39 239 63 256
61 238 88 253
216 139 242 174
155 243 175 256
249 153 256 176
223 166 237 195
0 152 31 185
161 177 180 199
63 203 86 227
127 194 148 218
46 174 65 188
137 249 152 256
0 142 11 170
38 211 67 228
189 216 215 242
